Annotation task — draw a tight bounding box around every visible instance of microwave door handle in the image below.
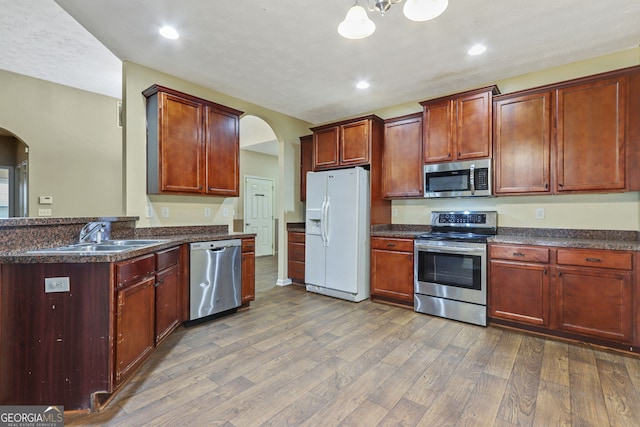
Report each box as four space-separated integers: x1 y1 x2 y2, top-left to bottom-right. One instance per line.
470 164 475 195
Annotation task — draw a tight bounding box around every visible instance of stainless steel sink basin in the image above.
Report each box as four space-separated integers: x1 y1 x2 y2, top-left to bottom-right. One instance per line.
28 239 169 254
101 239 168 246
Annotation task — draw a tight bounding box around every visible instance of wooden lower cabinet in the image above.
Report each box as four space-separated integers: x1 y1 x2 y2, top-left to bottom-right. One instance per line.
489 244 550 326
370 237 414 307
288 230 305 283
115 276 156 386
490 261 549 326
242 237 256 304
489 243 636 348
154 247 182 345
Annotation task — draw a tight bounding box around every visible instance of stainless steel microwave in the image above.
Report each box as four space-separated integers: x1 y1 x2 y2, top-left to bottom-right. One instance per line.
423 159 492 198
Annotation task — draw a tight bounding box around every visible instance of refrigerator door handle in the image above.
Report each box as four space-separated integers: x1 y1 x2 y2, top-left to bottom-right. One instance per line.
320 197 327 245
324 197 330 246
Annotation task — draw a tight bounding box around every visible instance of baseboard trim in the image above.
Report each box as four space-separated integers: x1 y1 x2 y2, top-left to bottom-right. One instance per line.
276 278 292 287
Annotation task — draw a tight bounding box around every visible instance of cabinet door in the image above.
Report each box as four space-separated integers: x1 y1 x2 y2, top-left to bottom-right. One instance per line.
241 251 255 303
494 92 551 194
241 238 256 304
115 276 155 385
556 77 626 192
205 106 240 196
340 119 370 166
300 135 313 201
553 267 632 343
423 99 453 163
456 90 492 160
371 246 414 304
314 127 340 170
155 264 181 345
489 260 549 326
159 92 204 193
383 114 423 198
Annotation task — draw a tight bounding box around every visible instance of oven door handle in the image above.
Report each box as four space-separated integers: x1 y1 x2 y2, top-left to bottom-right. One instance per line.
415 245 485 254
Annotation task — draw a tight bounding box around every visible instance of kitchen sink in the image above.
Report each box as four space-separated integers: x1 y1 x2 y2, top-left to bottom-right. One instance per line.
28 239 170 254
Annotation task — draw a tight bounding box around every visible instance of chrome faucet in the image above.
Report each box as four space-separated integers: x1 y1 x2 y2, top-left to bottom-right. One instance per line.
79 221 111 244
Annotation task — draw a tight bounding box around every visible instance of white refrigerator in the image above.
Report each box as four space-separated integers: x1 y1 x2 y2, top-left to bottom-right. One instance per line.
305 167 370 302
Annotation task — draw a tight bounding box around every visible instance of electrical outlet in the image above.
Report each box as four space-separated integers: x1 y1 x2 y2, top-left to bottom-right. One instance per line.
45 277 70 293
392 208 398 217
223 208 229 217
38 208 52 217
204 207 211 217
146 205 153 218
161 207 170 218
535 208 545 219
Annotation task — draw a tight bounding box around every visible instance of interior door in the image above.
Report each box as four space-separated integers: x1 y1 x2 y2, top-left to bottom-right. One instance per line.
244 177 274 257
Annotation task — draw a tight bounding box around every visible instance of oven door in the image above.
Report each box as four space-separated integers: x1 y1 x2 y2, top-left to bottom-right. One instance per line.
414 240 487 305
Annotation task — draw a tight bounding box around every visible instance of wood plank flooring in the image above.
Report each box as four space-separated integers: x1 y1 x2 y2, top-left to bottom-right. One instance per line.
66 255 640 426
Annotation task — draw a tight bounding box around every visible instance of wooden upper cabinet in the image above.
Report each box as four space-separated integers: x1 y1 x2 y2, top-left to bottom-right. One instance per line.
158 93 204 194
299 135 313 201
556 77 626 192
421 86 498 164
313 126 340 169
205 106 240 196
494 91 552 194
382 113 423 198
311 115 382 170
341 119 370 165
144 85 243 196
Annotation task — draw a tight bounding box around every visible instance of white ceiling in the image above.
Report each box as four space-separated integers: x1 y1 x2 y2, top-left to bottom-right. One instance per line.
1 1 639 126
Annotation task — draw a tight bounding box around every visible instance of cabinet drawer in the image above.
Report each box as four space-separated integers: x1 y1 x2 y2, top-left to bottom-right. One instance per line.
288 231 305 243
242 238 255 253
288 242 305 262
288 260 305 282
371 238 414 252
556 249 632 270
116 254 155 287
490 244 549 263
156 246 180 271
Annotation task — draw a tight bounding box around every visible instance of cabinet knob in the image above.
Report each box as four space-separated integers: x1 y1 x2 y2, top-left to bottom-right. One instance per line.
544 183 549 190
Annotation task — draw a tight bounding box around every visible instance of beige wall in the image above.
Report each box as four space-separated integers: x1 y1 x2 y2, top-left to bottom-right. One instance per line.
0 69 123 217
373 47 640 231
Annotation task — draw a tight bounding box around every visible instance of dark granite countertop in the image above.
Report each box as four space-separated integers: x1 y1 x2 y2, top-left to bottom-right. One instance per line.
368 224 640 251
0 229 255 264
489 235 640 251
286 222 305 233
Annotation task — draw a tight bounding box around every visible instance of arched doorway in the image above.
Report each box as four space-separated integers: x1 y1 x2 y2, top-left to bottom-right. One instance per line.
0 128 29 218
239 115 279 257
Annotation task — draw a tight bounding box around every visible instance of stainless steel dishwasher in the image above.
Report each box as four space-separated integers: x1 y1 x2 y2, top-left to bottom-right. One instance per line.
189 239 242 322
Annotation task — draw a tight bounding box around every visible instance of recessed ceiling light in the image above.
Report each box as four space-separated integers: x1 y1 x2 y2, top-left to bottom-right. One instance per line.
159 26 179 40
468 44 487 56
356 81 370 89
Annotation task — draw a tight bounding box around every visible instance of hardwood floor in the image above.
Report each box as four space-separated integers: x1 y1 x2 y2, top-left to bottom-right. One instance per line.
66 255 640 426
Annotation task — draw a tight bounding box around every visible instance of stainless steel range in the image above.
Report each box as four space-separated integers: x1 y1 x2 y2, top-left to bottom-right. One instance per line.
414 211 497 326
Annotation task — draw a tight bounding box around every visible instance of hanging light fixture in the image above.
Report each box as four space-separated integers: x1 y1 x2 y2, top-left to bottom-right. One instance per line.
338 0 448 39
338 2 376 39
403 0 448 22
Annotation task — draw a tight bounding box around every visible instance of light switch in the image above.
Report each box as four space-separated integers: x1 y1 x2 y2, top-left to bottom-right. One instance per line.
535 208 545 219
161 207 170 217
39 196 53 204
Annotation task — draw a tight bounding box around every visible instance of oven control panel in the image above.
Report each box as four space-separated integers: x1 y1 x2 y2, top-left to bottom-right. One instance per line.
431 211 497 228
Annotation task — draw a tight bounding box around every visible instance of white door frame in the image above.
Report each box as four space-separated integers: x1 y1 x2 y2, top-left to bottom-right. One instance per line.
244 175 275 256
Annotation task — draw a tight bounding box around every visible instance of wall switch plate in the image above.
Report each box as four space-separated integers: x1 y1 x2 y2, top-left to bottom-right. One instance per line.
38 208 52 217
223 208 229 217
146 205 153 218
161 207 170 217
45 277 70 293
38 196 53 204
392 208 398 217
535 208 545 219
204 207 211 217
